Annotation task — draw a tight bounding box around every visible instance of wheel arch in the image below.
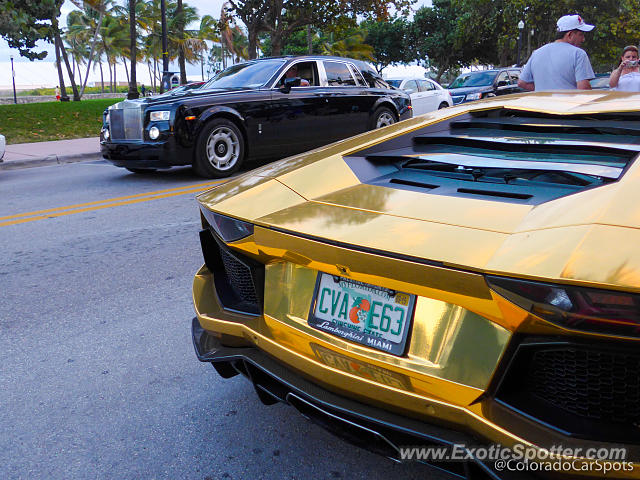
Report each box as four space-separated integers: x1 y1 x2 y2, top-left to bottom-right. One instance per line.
193 107 249 162
369 98 400 121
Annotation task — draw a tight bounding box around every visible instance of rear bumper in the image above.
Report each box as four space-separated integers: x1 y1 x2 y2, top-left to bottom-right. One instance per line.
192 317 526 480
192 224 640 478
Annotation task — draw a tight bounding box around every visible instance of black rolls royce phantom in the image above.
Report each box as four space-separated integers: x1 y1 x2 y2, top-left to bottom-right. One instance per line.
100 55 412 178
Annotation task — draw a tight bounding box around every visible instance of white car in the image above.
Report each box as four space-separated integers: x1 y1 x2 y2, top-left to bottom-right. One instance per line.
0 134 5 162
386 78 452 115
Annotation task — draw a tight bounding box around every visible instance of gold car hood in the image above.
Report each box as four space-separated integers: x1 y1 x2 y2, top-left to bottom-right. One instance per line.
198 91 640 291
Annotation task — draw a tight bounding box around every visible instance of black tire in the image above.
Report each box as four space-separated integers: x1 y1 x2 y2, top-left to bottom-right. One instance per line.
193 118 245 178
126 168 156 174
438 102 449 109
369 106 396 130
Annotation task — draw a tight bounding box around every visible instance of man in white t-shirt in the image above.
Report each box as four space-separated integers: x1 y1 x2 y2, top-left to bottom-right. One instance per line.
518 15 595 91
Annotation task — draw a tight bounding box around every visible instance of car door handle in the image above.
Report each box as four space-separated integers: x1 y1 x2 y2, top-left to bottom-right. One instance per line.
312 93 330 102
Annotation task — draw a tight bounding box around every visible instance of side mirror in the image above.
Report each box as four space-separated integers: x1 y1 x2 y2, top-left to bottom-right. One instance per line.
497 80 508 87
280 76 301 93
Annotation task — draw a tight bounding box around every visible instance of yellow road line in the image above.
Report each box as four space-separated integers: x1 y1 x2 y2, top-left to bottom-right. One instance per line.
0 180 226 228
0 180 225 222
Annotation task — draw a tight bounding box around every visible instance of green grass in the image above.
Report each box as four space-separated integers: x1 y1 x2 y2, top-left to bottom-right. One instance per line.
0 98 121 144
0 86 135 96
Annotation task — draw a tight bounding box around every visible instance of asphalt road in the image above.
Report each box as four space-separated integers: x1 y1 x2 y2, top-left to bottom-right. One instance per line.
0 160 450 480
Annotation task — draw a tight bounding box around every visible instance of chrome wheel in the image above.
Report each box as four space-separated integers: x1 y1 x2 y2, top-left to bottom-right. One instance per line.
205 126 240 171
375 111 395 128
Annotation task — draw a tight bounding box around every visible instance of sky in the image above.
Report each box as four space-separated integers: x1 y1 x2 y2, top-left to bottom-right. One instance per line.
0 0 432 89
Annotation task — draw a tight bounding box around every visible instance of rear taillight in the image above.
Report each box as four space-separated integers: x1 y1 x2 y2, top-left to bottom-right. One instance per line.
487 276 640 338
200 207 253 242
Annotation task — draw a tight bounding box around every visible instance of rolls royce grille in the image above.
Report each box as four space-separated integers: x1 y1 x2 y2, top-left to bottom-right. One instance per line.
109 107 142 140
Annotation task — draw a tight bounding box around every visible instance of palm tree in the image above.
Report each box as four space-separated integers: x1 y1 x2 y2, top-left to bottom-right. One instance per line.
100 12 128 91
139 0 170 91
53 12 81 101
53 22 69 101
195 15 219 80
230 27 248 63
219 2 234 68
135 0 208 89
68 0 110 98
168 1 200 83
64 11 87 85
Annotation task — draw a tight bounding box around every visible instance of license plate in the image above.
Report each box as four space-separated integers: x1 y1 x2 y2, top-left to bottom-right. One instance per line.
308 273 415 356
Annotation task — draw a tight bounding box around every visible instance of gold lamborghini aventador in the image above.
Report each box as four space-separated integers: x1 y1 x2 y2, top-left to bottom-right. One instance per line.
192 91 640 479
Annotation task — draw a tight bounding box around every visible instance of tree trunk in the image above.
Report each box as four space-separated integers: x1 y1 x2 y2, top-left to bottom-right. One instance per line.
153 58 157 92
247 28 258 60
148 61 154 92
80 2 105 98
56 28 80 101
153 58 162 93
99 59 104 92
178 49 187 84
271 35 283 56
54 32 69 101
127 0 139 99
114 62 117 92
108 58 113 92
123 56 130 83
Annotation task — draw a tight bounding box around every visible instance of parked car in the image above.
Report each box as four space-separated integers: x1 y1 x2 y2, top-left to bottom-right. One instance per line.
590 73 611 90
100 56 412 177
0 133 5 161
165 81 206 94
192 90 640 477
386 77 452 115
448 67 523 104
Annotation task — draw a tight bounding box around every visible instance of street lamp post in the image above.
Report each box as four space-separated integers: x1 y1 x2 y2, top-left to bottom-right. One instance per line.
10 55 17 104
517 20 525 66
160 0 170 93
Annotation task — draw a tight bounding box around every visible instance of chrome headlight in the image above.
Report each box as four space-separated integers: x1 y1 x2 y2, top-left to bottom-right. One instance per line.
149 111 171 121
149 126 160 140
103 128 110 140
465 92 483 101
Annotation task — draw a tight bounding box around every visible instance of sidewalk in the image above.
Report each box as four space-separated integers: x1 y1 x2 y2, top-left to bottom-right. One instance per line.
0 137 102 170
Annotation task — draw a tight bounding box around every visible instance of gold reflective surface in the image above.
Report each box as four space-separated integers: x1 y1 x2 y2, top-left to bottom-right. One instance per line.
194 91 640 475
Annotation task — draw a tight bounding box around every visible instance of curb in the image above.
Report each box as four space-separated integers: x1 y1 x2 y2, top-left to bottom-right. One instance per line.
0 152 103 170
